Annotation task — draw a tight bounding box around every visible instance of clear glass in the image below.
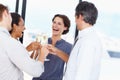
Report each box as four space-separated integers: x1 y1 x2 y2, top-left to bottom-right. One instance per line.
36 33 49 61
36 33 48 45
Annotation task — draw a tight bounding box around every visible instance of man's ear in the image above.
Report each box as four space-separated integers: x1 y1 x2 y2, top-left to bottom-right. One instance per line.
79 14 84 20
4 10 7 16
2 10 7 18
76 14 83 20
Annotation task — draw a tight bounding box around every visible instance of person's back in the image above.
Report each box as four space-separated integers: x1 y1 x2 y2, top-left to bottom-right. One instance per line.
0 30 24 80
76 27 102 80
0 3 49 80
0 27 45 80
63 1 103 80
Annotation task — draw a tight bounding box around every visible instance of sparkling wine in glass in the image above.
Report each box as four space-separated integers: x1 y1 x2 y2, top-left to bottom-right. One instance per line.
36 33 50 61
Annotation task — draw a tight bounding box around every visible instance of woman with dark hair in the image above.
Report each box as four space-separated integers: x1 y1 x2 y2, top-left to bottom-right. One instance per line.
10 12 41 57
33 14 72 80
10 12 25 39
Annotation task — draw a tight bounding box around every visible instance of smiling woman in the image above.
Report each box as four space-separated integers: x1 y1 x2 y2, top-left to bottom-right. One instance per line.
24 0 78 44
22 1 78 80
9 12 25 40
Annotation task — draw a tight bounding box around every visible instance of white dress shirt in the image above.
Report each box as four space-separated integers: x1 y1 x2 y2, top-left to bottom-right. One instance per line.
0 27 44 80
64 27 103 80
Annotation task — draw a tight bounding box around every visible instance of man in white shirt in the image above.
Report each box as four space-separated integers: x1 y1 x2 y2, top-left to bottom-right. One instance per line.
0 3 49 80
64 1 103 80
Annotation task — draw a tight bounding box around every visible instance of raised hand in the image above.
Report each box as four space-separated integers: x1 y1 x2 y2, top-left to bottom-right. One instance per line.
47 44 57 55
26 41 41 52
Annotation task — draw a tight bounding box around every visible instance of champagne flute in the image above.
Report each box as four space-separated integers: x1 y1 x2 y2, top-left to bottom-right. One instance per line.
31 34 41 60
36 33 50 61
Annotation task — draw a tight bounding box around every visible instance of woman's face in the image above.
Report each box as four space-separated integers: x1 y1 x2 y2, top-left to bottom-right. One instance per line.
14 17 25 38
52 17 67 36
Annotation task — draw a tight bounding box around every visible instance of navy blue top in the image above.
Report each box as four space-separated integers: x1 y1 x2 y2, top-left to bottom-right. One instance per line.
33 38 72 80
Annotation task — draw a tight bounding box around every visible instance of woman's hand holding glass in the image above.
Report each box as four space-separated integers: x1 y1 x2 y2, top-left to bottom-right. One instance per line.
47 44 57 55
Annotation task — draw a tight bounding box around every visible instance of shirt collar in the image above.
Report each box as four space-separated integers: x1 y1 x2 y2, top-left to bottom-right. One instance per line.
78 27 94 39
0 27 11 36
48 38 64 46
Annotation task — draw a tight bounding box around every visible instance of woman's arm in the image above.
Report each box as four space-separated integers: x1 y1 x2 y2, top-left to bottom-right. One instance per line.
47 44 69 62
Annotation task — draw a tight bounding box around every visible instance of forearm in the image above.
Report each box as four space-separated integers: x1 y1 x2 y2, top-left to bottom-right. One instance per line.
38 46 49 64
9 50 44 77
55 49 69 62
38 53 45 64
